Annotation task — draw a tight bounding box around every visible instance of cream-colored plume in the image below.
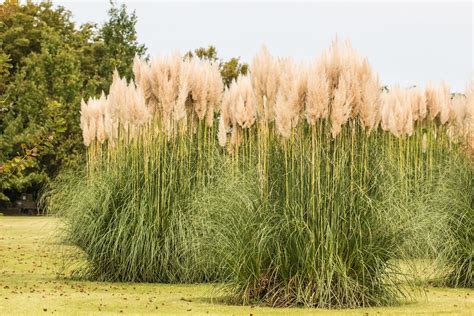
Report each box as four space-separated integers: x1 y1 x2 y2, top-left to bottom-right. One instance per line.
274 59 307 138
126 80 151 128
176 58 223 127
175 58 195 125
96 92 107 144
107 70 127 124
133 55 153 105
319 38 382 133
189 61 209 121
408 87 427 122
81 44 472 153
218 75 256 148
233 75 257 129
80 98 91 146
358 71 380 132
330 72 353 137
449 94 467 128
463 78 474 153
438 81 451 124
81 96 104 145
305 58 329 125
425 82 440 121
380 85 414 137
251 46 280 121
206 62 224 126
150 53 181 131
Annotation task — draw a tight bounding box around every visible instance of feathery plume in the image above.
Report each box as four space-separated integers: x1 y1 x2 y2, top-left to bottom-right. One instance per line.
175 58 195 125
107 69 126 123
218 75 256 148
463 78 474 153
127 80 151 127
358 72 380 132
80 99 91 146
438 81 451 124
218 115 228 147
408 87 427 122
217 81 235 147
380 85 414 137
251 46 280 121
305 58 329 125
150 53 182 131
85 97 100 145
233 75 257 129
274 59 307 138
425 82 440 121
190 62 209 121
103 90 116 142
206 62 224 126
330 72 353 137
96 92 107 144
449 94 467 128
323 38 342 94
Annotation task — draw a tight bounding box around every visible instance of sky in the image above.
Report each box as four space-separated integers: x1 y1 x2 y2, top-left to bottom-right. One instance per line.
53 1 473 92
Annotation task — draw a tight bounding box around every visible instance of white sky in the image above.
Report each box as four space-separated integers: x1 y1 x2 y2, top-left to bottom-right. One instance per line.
53 0 473 92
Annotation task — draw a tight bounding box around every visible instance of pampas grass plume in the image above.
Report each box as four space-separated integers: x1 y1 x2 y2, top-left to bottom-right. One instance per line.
80 98 91 146
305 58 329 125
438 81 451 124
251 46 280 121
330 72 353 137
425 82 440 121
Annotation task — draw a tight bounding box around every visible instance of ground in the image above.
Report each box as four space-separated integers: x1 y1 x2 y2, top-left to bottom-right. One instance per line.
0 216 472 315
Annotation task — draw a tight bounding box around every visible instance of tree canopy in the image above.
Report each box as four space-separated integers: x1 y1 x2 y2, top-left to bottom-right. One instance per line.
185 45 249 87
0 0 146 203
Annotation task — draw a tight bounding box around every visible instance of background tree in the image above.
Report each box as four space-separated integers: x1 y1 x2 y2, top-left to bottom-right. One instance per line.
0 0 146 204
220 57 248 87
185 45 248 87
96 1 146 90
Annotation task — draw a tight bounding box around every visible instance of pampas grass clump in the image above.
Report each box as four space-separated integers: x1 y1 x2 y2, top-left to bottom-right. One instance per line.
46 39 474 308
51 54 224 283
206 41 473 306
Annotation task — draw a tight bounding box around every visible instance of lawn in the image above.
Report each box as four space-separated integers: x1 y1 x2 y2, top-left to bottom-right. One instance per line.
0 216 472 315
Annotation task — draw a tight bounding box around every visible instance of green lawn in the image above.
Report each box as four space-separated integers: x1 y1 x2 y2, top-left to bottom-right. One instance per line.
0 216 472 315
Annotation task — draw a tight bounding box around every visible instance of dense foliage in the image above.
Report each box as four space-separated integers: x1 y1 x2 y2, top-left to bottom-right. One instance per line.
0 0 146 204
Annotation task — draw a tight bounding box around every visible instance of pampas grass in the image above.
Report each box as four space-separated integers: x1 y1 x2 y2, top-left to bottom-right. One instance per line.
46 38 474 309
209 39 472 306
53 53 225 283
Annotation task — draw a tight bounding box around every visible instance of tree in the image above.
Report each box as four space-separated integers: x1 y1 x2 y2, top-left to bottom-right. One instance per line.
185 46 249 87
97 1 146 89
0 0 146 205
221 57 248 87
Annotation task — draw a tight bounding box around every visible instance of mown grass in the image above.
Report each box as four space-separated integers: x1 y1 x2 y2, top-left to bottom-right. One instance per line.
0 216 473 315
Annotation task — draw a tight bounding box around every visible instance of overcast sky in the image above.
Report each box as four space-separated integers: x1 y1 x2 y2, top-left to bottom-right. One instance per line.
54 1 473 92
